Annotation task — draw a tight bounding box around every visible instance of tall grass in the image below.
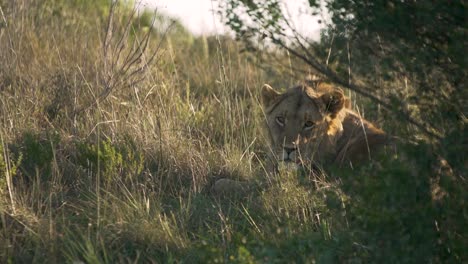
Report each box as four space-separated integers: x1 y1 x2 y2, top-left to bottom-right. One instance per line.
0 1 465 263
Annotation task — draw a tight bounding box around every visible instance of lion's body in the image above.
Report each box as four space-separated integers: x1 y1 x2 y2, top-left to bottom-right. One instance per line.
261 83 389 168
333 108 387 165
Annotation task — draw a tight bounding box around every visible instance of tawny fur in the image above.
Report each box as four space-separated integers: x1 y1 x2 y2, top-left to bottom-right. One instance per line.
261 83 389 167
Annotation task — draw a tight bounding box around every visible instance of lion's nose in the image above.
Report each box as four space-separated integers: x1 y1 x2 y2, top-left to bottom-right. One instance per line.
284 147 297 155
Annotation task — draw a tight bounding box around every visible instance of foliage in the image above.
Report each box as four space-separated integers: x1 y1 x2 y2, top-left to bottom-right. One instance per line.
76 138 144 184
331 145 467 262
325 0 466 137
15 132 60 179
328 0 465 85
0 139 22 196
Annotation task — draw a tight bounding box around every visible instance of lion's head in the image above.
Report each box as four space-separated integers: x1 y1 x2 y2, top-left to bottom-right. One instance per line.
261 83 346 165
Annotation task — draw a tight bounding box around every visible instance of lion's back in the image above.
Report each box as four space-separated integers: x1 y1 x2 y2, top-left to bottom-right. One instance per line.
334 109 389 165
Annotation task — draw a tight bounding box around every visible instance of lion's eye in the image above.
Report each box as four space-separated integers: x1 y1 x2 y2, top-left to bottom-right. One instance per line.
276 116 285 126
303 121 315 130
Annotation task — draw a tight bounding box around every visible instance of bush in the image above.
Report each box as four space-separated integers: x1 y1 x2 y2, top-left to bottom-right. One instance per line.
0 140 22 197
76 138 144 184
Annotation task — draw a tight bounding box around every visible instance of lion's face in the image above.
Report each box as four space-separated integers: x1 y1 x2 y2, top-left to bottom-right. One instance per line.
261 84 345 165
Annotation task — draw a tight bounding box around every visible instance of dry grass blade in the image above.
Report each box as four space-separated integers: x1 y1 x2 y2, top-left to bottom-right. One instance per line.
74 3 174 115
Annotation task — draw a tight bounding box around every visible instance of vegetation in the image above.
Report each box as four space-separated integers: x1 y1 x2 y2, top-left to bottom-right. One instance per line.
0 0 466 263
220 0 466 141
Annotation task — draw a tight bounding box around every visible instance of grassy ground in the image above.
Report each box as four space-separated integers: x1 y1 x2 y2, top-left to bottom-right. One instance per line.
0 1 466 263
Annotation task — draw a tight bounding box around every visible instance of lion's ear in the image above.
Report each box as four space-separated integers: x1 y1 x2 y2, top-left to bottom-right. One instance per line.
261 84 280 108
321 90 345 118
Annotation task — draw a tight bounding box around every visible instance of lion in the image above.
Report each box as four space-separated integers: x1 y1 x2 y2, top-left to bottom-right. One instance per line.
212 82 390 195
261 82 390 169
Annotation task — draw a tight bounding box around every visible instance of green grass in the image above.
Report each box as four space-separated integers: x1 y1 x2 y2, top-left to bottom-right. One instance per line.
0 1 466 263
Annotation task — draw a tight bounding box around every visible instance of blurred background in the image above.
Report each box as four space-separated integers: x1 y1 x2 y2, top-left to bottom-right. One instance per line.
138 0 325 39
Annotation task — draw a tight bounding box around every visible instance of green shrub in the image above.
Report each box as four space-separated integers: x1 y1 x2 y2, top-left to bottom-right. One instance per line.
326 142 466 262
13 132 59 181
76 138 144 184
0 140 22 196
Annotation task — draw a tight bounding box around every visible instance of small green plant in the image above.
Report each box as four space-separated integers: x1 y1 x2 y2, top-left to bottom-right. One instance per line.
76 138 144 184
0 140 22 196
17 132 59 179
